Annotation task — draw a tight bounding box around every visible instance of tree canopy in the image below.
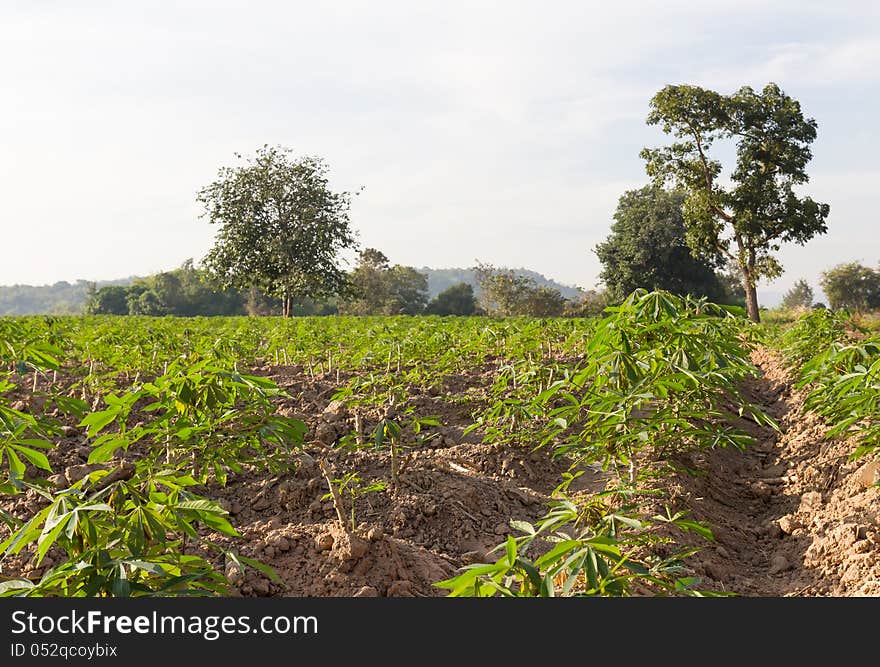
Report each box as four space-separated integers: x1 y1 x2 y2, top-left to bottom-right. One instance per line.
426 283 479 316
641 83 830 321
780 279 814 310
473 263 567 317
820 262 880 312
199 145 358 317
340 248 429 315
595 185 726 303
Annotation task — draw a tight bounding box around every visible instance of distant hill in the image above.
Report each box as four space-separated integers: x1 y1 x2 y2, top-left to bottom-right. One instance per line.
0 277 137 315
420 267 582 300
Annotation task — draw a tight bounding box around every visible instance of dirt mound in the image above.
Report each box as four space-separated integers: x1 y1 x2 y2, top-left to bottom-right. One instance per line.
5 348 878 597
666 347 880 596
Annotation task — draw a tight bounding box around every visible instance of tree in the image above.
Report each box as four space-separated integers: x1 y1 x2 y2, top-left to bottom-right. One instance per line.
343 248 391 315
563 289 608 317
199 145 359 317
473 263 536 316
595 186 726 303
780 279 814 310
819 262 880 312
85 285 129 315
473 263 566 316
426 283 478 315
641 83 830 322
385 265 428 315
525 286 568 317
340 248 428 315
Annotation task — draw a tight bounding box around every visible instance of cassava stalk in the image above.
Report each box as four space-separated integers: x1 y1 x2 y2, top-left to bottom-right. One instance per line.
318 459 347 529
354 411 364 445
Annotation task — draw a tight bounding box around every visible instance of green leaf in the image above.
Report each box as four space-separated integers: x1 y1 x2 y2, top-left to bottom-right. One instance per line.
504 536 516 564
12 445 51 471
88 437 128 464
0 578 35 595
175 499 226 513
78 409 119 437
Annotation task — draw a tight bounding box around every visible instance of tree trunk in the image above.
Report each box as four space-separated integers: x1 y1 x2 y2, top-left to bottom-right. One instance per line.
735 236 761 323
282 293 291 318
744 281 760 323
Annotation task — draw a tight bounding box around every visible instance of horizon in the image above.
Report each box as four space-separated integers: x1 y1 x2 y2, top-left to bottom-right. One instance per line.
2 1 878 307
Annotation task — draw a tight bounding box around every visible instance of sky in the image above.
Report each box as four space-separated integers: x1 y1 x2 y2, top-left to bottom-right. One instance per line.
2 1 879 305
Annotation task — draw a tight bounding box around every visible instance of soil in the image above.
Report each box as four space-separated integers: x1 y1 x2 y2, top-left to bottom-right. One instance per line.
2 347 878 597
665 347 880 596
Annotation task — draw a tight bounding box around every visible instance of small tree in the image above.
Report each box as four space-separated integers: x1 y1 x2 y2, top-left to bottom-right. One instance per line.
473 263 566 316
780 279 814 310
641 83 830 322
820 262 880 312
473 263 534 316
199 145 358 317
340 248 428 315
525 286 567 317
343 248 391 315
563 289 608 317
426 283 478 316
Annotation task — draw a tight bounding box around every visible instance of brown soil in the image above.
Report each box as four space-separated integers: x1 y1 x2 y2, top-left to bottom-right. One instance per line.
665 347 880 596
2 348 879 597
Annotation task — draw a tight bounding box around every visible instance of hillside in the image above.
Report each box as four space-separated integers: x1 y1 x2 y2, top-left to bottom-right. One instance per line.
0 278 137 316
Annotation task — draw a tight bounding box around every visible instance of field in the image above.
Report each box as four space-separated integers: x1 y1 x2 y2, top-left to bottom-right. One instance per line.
1 291 879 597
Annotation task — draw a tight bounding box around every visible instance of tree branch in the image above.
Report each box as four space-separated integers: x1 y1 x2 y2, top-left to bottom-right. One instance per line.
686 122 735 225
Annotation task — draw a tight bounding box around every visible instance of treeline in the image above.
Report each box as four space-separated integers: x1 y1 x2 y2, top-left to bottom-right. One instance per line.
777 262 880 312
85 252 607 317
86 261 254 316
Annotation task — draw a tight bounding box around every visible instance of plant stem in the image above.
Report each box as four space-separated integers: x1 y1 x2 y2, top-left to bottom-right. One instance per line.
318 459 347 529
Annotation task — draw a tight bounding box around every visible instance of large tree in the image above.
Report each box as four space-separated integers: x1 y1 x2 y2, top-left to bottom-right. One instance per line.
199 145 358 317
820 262 880 312
640 83 830 321
595 185 726 303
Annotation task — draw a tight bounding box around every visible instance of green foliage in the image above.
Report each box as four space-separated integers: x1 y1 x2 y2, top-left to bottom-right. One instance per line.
340 249 429 316
199 145 359 317
798 339 880 460
425 282 478 316
87 286 130 315
595 186 726 303
437 490 714 597
641 83 830 321
0 467 242 597
473 262 567 317
819 262 880 312
778 307 850 369
780 279 814 310
321 471 387 532
79 360 308 483
779 309 880 461
2 299 770 598
0 281 113 317
562 290 608 317
385 266 429 315
471 290 772 475
86 261 250 317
